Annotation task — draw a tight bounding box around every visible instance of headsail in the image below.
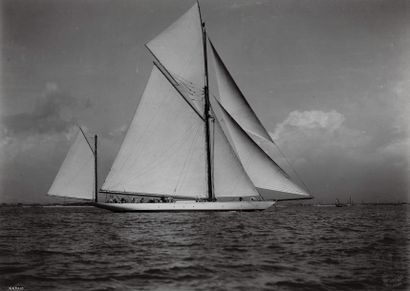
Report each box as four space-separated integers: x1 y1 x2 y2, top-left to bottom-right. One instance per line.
209 42 272 142
48 130 95 200
211 96 309 197
210 41 292 172
209 42 310 198
101 66 207 198
212 117 259 198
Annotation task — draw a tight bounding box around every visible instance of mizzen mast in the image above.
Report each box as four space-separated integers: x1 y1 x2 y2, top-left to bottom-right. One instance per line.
94 134 98 203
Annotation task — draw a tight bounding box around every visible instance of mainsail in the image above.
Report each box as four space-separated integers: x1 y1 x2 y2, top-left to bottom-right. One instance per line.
102 66 259 199
48 131 95 200
102 67 207 198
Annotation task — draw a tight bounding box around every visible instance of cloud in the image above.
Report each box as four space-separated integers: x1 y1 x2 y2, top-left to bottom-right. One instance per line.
108 124 128 139
272 110 370 159
0 82 79 139
377 137 410 163
0 82 86 203
269 110 408 201
229 0 269 9
391 80 410 137
273 110 344 135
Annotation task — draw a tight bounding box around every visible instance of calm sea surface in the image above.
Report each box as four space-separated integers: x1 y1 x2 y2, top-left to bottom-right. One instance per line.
0 205 408 290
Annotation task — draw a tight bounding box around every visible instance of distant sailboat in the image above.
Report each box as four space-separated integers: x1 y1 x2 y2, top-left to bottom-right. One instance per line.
335 199 346 207
48 3 312 212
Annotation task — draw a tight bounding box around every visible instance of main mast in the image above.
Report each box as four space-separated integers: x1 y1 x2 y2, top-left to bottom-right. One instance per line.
198 3 214 201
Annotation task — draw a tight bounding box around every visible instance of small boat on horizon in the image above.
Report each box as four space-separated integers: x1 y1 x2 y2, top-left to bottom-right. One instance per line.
48 3 312 212
335 199 347 207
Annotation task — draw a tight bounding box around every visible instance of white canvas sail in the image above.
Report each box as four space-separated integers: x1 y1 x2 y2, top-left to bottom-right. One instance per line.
102 66 207 198
211 97 309 197
146 3 204 90
212 117 259 198
48 131 95 200
210 42 272 142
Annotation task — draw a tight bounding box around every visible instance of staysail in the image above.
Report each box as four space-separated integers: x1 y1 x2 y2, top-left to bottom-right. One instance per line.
211 96 309 197
210 42 292 169
209 42 272 142
209 42 310 198
48 130 95 200
212 117 259 198
102 67 207 198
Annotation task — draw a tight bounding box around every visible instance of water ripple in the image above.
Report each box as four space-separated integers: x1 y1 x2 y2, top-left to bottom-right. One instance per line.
0 205 408 290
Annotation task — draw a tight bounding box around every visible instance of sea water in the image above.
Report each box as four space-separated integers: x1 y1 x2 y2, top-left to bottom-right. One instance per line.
0 205 408 290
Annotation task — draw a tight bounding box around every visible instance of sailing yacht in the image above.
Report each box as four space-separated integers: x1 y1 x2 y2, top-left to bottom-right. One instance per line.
48 3 312 212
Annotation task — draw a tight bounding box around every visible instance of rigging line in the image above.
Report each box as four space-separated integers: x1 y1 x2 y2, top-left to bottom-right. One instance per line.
145 44 205 114
170 72 204 95
77 124 94 154
172 72 204 93
153 62 205 121
172 70 200 86
179 86 204 100
174 79 204 101
170 72 205 95
175 81 204 100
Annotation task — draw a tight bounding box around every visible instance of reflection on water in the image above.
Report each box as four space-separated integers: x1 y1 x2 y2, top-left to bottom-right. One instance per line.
0 205 408 290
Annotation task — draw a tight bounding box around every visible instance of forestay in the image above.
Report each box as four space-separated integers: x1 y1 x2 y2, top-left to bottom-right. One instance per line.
102 67 207 198
48 131 95 200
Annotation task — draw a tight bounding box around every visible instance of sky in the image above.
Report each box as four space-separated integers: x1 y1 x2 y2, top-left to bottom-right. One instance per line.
1 0 409 204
